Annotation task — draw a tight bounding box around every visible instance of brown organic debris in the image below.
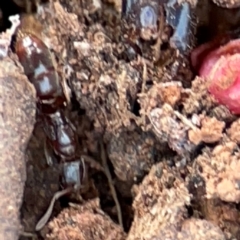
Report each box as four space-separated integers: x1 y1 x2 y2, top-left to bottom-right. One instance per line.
107 125 158 183
179 218 225 240
138 82 183 116
127 162 190 239
201 199 240 238
188 116 225 144
44 198 126 240
183 77 216 114
193 139 240 202
148 104 195 156
128 162 225 240
227 119 240 143
157 218 225 240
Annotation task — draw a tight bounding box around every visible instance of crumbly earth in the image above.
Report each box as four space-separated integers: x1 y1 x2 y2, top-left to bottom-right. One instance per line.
1 0 239 240
45 198 126 240
192 136 240 203
0 57 36 240
127 162 226 240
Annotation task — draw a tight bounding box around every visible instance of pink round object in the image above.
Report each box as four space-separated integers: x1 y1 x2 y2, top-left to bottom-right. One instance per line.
199 39 240 77
195 38 240 114
208 54 240 114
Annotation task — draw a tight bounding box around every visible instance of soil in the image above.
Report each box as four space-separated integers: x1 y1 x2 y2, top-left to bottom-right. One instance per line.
1 0 240 239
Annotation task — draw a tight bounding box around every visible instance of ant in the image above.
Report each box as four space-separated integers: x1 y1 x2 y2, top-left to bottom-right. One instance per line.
15 14 86 231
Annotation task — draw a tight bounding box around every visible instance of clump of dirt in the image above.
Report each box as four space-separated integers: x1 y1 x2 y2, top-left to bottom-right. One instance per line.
45 198 126 240
0 15 36 240
128 162 226 240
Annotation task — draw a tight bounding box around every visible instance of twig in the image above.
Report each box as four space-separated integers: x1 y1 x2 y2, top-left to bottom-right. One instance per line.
165 104 198 131
100 142 123 228
173 110 198 131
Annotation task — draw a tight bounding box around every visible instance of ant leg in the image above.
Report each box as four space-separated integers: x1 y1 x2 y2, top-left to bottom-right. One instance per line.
44 139 55 167
35 187 73 231
61 77 72 106
68 117 77 132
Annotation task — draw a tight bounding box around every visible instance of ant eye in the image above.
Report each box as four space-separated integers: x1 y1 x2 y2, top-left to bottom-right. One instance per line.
140 5 157 29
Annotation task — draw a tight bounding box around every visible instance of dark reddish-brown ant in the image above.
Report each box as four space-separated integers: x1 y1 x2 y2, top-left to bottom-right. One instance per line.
15 14 85 230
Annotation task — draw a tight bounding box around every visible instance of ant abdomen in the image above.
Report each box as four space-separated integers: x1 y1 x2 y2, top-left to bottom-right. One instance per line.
15 33 66 114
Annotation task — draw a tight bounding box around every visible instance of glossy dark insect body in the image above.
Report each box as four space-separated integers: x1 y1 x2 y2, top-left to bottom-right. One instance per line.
43 110 77 160
121 0 195 58
15 15 85 190
15 33 66 114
